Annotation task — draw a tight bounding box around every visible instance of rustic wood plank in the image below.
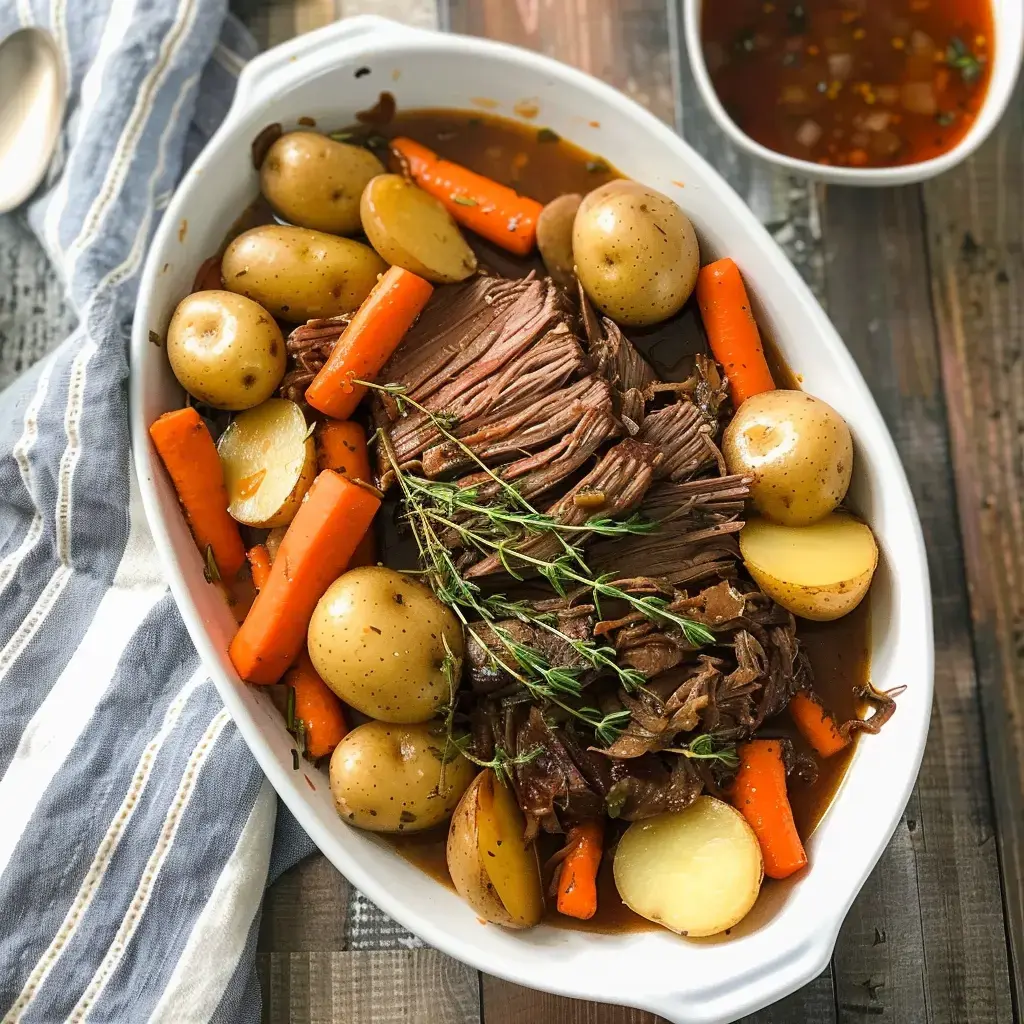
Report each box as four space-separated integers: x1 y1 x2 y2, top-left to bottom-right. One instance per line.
481 976 665 1024
922 72 1024 1011
259 951 481 1024
258 854 350 953
819 183 1013 1023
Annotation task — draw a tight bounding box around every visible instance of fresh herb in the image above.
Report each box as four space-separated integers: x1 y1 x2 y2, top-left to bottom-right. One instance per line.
328 130 354 142
291 749 300 771
585 158 610 174
363 380 715 744
665 733 740 768
537 127 561 143
452 194 479 206
203 545 221 585
303 420 317 442
454 736 544 787
946 37 983 85
935 111 958 127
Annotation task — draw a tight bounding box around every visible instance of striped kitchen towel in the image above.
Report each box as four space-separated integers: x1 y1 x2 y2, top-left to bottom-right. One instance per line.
0 1 315 1020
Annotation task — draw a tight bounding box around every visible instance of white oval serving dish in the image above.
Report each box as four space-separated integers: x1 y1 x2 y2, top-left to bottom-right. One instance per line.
130 16 934 1024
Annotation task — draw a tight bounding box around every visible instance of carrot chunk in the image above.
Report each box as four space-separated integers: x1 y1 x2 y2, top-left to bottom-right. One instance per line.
305 266 433 420
731 738 807 880
556 820 604 920
391 137 544 256
316 419 373 483
285 650 348 759
789 691 850 758
247 544 272 591
229 471 380 684
696 258 776 407
149 408 246 580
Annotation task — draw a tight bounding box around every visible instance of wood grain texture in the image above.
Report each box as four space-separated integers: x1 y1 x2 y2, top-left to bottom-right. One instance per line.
819 184 1013 1023
258 951 480 1024
258 853 350 953
923 73 1024 1011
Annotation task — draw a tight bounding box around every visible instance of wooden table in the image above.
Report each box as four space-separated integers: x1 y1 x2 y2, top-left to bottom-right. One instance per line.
229 2 1024 1021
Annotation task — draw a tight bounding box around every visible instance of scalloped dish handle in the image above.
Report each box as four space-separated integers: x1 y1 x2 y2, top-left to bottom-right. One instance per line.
231 15 429 113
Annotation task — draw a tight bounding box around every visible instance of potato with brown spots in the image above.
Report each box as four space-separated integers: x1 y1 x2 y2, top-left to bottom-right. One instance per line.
446 769 543 928
307 566 464 723
329 720 475 832
723 390 853 527
221 224 386 323
573 180 699 326
260 131 385 235
166 290 285 410
360 174 477 284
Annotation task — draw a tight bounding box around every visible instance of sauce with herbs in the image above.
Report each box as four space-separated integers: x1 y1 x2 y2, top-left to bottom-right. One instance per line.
700 0 994 167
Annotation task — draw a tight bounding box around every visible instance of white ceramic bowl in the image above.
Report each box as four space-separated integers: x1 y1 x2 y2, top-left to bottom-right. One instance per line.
130 17 934 1023
683 0 1023 186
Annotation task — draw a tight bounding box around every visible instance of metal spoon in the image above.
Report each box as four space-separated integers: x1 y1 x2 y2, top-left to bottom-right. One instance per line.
0 27 66 214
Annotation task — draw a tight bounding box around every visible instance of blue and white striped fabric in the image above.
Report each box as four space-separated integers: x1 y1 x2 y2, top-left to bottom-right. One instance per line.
0 1 315 1020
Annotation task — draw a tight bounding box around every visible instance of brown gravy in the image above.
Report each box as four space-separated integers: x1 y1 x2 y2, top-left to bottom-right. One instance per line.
340 108 871 932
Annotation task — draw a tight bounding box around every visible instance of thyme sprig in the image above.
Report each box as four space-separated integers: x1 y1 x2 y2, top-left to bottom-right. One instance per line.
664 733 739 768
366 380 715 746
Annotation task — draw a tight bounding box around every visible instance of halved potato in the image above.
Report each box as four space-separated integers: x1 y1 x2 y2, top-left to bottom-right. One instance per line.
360 174 477 284
447 769 543 928
613 796 763 938
740 512 878 621
217 398 315 528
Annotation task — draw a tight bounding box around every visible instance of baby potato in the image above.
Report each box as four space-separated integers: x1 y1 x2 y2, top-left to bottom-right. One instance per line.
222 224 387 322
260 131 385 235
447 769 544 928
740 513 879 621
536 192 581 288
166 290 285 410
360 174 477 284
573 180 699 327
330 720 476 833
724 390 854 527
613 796 763 937
217 398 316 528
308 566 464 723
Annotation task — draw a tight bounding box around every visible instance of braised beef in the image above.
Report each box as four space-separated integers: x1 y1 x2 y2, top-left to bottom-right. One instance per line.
464 439 662 578
363 271 878 842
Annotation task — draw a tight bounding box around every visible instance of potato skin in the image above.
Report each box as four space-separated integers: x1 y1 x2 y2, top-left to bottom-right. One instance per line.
740 514 878 621
217 398 316 529
166 290 285 410
360 174 477 284
308 566 464 723
536 192 581 289
260 131 385 235
330 720 475 833
724 390 853 527
573 180 699 327
447 770 543 928
221 224 387 322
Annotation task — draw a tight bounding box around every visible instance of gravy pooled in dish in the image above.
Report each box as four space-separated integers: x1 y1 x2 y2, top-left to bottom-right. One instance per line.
149 103 897 939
